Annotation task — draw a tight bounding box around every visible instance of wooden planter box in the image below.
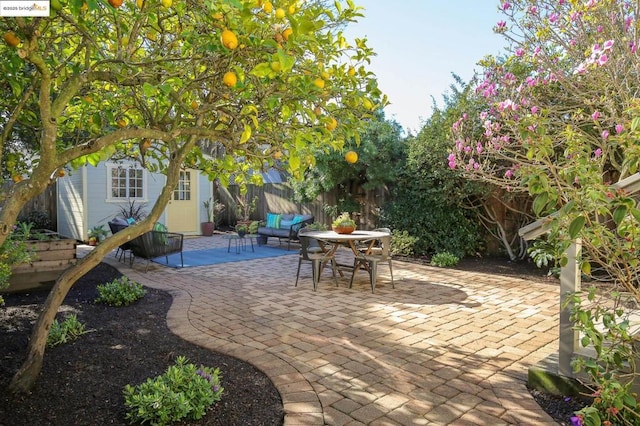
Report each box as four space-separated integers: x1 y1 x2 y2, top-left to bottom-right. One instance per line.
7 232 78 293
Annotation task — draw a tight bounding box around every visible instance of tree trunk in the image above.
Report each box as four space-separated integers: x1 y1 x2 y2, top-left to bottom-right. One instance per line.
8 139 193 394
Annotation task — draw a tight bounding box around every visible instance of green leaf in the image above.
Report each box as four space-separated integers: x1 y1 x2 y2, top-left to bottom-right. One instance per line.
532 193 548 216
568 215 586 239
632 116 640 132
613 206 628 225
250 63 273 78
142 83 157 97
630 207 640 223
239 125 251 144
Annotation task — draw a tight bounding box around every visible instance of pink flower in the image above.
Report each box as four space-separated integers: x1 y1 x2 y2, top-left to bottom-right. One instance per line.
592 111 600 121
585 0 596 7
598 54 608 66
531 106 539 114
495 21 507 32
515 48 525 57
505 169 513 178
602 130 610 140
615 124 624 134
630 42 637 53
528 6 538 14
594 148 603 158
549 13 559 24
603 39 614 50
502 2 510 10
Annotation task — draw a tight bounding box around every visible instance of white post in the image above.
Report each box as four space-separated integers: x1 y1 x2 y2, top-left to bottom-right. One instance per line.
559 239 581 376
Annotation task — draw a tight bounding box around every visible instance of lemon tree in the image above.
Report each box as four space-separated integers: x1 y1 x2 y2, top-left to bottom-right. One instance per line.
0 0 384 393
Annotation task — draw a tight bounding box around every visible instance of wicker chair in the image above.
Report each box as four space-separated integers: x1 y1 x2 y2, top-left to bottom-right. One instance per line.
129 230 184 271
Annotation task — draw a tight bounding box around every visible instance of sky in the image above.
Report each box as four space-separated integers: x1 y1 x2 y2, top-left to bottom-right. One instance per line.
344 1 509 134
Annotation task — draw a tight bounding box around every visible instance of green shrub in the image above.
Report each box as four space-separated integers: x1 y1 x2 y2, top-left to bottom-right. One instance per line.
123 356 223 425
390 230 418 256
95 276 146 307
47 314 87 347
430 251 460 267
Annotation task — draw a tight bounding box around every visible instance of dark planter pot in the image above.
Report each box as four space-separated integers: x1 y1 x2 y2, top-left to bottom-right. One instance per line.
201 222 215 237
256 235 268 245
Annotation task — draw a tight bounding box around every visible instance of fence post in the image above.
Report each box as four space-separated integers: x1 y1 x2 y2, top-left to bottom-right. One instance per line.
559 239 581 377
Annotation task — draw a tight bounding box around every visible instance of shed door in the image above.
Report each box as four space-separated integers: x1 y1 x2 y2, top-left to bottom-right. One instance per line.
166 169 198 233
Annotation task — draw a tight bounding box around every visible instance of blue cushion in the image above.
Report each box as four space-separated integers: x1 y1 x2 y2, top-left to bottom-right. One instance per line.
266 213 281 228
292 215 306 224
280 219 294 229
126 217 136 225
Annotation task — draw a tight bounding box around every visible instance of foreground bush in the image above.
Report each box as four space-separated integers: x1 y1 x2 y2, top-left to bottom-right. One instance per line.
95 277 146 307
123 356 223 425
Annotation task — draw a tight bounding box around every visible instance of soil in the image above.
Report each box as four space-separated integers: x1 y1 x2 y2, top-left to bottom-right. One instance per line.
0 257 586 425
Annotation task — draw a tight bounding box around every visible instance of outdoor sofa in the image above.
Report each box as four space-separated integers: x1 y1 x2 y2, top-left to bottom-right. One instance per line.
256 213 314 250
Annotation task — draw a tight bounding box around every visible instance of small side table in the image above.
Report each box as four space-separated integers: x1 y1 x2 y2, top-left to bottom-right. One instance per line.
222 234 258 254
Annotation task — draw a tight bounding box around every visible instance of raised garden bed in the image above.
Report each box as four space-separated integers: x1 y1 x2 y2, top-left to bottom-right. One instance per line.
7 231 77 293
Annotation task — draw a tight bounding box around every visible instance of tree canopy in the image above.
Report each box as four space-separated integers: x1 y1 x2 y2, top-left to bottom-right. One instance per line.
0 0 384 392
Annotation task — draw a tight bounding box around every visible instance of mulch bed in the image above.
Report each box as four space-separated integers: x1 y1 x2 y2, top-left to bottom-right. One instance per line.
0 263 284 425
0 257 586 425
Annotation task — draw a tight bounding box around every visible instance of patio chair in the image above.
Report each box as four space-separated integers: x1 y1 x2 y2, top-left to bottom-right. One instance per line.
350 234 394 293
108 219 133 263
295 229 339 291
129 230 184 271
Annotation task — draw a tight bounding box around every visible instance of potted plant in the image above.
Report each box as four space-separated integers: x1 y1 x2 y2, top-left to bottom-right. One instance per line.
235 193 257 227
88 224 108 245
202 198 225 237
235 223 248 237
332 212 356 234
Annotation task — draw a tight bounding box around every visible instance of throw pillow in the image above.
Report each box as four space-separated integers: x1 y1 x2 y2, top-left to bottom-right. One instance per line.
153 222 168 245
280 219 294 229
126 217 136 225
266 213 282 228
292 215 306 224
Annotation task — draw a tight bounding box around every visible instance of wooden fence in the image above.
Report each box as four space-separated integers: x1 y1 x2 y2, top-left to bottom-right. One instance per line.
1 182 57 231
215 182 388 230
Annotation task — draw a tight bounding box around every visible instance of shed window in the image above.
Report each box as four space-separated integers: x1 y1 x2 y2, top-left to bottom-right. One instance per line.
107 165 146 200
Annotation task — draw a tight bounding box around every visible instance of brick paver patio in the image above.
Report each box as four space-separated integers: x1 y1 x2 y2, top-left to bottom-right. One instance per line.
102 235 560 425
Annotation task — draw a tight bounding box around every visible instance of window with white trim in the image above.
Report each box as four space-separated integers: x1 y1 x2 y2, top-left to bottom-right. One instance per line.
107 164 146 201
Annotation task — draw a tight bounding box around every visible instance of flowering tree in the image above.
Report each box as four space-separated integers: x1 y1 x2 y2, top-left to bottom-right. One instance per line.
450 1 640 423
451 0 640 295
0 0 382 392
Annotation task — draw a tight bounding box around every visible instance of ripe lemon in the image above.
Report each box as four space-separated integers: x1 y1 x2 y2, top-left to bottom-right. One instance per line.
347 66 356 77
212 12 223 20
313 78 325 89
136 0 143 8
345 151 358 164
363 98 373 110
57 169 66 177
321 71 330 80
275 8 285 19
221 29 238 49
161 0 172 7
223 71 237 87
191 101 199 109
12 175 23 183
282 28 293 41
288 5 295 14
3 31 20 47
117 118 127 128
108 0 123 8
273 150 283 160
263 1 273 13
326 117 337 131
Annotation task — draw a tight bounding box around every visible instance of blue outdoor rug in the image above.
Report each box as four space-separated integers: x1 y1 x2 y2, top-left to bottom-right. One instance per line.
151 245 295 268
